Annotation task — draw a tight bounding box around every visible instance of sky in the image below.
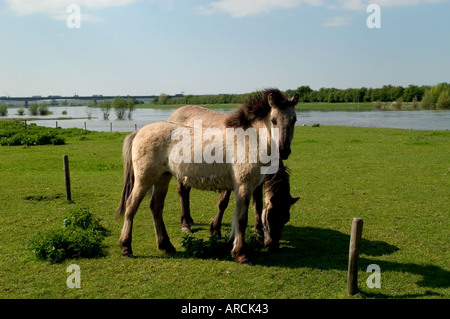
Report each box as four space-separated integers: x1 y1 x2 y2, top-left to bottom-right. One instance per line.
0 0 449 96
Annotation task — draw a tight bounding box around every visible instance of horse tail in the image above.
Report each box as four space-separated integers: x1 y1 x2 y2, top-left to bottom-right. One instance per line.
115 131 138 219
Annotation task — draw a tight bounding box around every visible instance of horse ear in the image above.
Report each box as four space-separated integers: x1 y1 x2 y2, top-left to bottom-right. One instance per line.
290 196 300 206
268 93 276 108
290 93 299 105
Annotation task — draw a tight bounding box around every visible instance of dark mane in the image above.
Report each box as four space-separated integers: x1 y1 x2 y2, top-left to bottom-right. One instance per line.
263 160 291 202
225 88 288 128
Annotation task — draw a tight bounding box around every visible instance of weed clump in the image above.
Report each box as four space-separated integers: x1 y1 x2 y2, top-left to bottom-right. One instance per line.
182 229 264 260
0 120 65 146
28 208 109 263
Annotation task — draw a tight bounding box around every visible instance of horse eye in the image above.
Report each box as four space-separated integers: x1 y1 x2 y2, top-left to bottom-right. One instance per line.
271 118 277 125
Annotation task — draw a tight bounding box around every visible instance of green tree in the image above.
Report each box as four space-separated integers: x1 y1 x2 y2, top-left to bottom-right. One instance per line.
421 89 435 109
0 105 7 116
391 86 404 101
86 100 96 119
296 86 313 102
113 97 127 120
28 104 39 115
357 87 367 102
436 90 450 109
402 85 424 102
99 100 112 120
158 93 169 105
127 99 136 119
38 102 51 115
430 82 450 104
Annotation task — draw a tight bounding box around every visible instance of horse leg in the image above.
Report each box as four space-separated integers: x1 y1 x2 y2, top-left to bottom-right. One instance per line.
119 182 148 257
209 190 231 237
150 173 176 254
230 187 251 264
177 182 193 233
252 184 264 236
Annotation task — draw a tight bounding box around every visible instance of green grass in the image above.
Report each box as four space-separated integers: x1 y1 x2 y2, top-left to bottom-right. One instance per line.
0 120 448 299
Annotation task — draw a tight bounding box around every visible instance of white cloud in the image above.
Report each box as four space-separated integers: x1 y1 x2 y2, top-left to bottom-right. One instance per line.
198 0 447 17
374 0 445 7
322 15 351 26
197 0 306 18
5 0 140 20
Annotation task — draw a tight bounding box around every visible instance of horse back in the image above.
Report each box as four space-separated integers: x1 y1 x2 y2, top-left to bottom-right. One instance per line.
133 121 235 191
168 105 227 128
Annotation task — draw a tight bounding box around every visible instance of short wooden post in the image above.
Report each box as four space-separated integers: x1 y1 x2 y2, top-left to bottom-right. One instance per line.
63 155 72 201
347 217 363 295
110 122 113 132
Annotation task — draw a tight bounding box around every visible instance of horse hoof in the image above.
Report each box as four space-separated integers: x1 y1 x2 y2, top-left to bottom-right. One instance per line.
235 255 251 265
121 252 134 258
209 223 222 238
159 241 176 255
165 246 176 255
210 229 222 238
181 226 192 234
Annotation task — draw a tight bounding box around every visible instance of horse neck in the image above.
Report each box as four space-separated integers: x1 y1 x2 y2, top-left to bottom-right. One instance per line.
253 118 273 141
263 162 289 202
256 117 272 130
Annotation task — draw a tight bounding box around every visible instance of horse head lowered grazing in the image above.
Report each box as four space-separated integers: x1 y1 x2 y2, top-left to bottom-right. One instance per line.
261 160 299 251
116 89 299 264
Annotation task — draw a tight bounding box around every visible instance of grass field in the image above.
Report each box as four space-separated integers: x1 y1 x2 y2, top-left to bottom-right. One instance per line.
0 120 448 299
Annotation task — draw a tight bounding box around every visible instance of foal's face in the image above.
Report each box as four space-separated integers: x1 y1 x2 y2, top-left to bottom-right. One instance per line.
268 93 299 160
262 195 299 251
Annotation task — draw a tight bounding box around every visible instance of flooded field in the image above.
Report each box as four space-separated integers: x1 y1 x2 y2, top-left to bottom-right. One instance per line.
4 106 449 131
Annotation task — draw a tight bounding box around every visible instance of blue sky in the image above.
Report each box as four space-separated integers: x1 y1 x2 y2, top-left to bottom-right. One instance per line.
0 0 449 96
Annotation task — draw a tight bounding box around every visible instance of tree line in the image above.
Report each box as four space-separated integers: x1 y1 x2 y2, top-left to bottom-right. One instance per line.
289 83 450 107
152 83 450 109
87 97 138 120
153 93 244 105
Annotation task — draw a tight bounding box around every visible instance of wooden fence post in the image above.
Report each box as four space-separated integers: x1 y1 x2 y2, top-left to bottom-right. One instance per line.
63 155 72 201
347 217 363 295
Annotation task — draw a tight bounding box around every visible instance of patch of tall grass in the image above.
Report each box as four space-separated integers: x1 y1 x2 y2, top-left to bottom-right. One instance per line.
27 207 109 264
0 105 8 116
0 120 65 146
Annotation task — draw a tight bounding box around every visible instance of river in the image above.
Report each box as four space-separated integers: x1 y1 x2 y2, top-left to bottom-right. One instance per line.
5 106 449 132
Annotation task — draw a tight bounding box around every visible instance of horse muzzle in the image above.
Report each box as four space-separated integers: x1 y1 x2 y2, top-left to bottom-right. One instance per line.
264 235 280 252
279 147 291 160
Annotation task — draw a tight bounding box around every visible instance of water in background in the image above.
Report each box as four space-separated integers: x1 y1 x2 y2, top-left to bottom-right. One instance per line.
5 106 450 132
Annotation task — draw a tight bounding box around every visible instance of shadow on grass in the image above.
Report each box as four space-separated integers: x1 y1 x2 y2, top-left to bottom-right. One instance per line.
168 225 448 297
255 225 399 268
253 226 449 297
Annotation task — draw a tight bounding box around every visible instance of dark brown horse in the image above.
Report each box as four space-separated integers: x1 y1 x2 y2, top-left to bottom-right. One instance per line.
208 160 299 251
168 90 299 250
177 161 299 251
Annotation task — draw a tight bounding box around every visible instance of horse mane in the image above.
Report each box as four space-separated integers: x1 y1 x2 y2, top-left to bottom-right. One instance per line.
225 88 289 128
263 160 291 203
